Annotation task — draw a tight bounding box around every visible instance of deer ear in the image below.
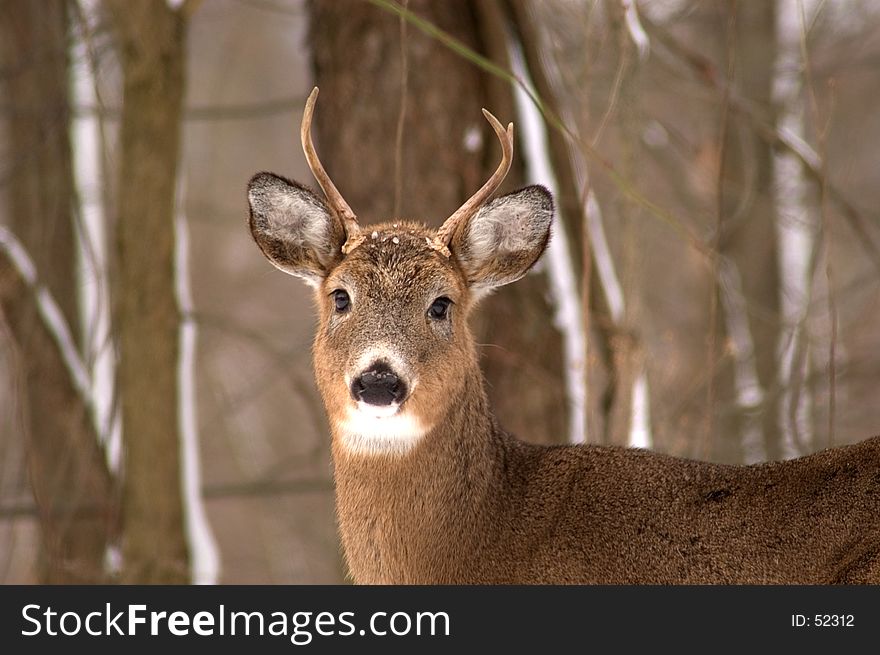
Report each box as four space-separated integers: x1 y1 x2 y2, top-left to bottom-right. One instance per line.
247 172 344 285
450 185 553 294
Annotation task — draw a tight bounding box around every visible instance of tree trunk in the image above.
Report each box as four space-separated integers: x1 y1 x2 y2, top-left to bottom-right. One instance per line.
308 0 567 443
594 0 646 447
506 0 615 444
106 0 190 583
0 0 116 583
715 1 782 462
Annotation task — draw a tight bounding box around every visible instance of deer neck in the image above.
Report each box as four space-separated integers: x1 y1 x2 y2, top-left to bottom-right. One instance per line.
330 370 507 584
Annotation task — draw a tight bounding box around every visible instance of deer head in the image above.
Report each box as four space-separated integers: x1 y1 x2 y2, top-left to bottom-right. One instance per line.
248 88 552 456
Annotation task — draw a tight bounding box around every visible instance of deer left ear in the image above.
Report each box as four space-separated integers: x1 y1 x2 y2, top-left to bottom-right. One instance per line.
450 185 553 294
247 172 345 286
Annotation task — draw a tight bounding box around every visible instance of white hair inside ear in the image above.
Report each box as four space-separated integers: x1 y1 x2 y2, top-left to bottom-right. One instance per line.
247 172 345 285
467 192 548 261
453 185 553 294
256 187 331 254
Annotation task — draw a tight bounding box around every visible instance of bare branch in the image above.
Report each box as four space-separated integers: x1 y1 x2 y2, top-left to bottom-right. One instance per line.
0 227 92 409
643 15 880 277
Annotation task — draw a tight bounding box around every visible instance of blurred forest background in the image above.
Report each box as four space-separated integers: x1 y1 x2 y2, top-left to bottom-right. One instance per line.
1 0 879 584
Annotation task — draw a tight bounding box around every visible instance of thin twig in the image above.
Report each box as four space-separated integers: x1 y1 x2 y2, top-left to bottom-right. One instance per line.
798 1 837 447
820 103 837 449
590 36 628 148
192 311 328 443
393 0 410 217
703 2 737 461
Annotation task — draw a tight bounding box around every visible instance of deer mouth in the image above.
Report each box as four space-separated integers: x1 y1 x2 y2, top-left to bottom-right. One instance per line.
354 400 402 419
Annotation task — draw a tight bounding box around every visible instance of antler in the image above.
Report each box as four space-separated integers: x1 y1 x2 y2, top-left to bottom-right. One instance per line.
433 109 514 257
301 87 363 254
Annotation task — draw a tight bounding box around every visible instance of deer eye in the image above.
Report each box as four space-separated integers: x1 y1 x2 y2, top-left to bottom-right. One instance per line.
427 297 452 320
332 290 350 313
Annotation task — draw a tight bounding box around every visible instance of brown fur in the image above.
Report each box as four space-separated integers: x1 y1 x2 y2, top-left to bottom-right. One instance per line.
248 173 880 585
334 384 880 583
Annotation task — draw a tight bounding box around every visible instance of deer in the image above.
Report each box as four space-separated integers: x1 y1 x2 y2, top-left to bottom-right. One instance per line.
247 87 880 584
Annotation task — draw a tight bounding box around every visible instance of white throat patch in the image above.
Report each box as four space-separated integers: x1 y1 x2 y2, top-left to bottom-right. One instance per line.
337 403 428 456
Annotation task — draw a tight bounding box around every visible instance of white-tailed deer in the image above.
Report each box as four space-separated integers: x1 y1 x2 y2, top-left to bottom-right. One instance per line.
248 88 880 584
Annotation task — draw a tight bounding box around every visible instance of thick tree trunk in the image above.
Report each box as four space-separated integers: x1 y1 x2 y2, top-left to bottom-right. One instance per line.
0 0 116 583
1 0 79 328
308 0 567 443
106 0 190 583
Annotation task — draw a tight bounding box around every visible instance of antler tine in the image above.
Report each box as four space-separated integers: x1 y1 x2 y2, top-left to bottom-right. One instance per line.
433 109 514 256
301 87 362 253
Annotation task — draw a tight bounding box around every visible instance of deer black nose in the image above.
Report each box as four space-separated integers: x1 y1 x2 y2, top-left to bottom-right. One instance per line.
351 362 407 406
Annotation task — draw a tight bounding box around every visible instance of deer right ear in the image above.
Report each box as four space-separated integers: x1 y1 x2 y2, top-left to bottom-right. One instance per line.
247 172 345 285
450 185 553 295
